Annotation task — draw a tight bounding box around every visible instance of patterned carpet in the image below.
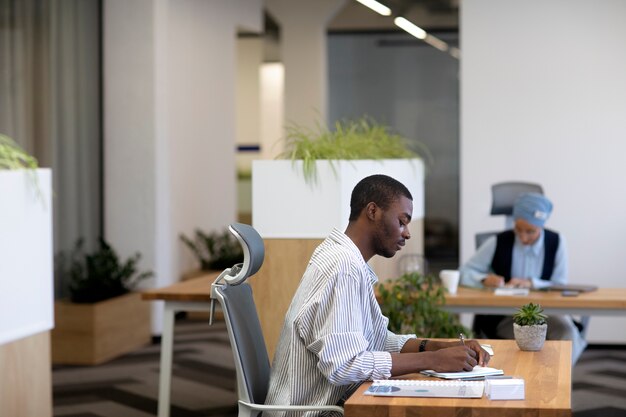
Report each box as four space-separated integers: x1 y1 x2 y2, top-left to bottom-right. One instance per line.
52 317 626 417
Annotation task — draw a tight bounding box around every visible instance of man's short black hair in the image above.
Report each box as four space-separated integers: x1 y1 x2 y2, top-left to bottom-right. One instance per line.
349 174 413 221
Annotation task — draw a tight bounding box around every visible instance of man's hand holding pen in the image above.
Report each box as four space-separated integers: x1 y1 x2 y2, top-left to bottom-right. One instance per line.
413 334 491 373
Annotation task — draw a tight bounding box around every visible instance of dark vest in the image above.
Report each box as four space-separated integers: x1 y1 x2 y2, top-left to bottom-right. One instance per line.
491 229 560 282
473 229 560 338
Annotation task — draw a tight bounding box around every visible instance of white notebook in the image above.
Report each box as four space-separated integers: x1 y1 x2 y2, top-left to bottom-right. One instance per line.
365 379 484 398
421 366 504 380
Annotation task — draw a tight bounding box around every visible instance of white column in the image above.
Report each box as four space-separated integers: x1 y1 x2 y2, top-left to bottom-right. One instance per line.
265 0 346 134
104 0 262 334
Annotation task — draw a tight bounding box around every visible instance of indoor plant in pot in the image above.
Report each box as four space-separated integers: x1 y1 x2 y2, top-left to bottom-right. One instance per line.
513 302 548 351
51 238 153 365
253 116 430 277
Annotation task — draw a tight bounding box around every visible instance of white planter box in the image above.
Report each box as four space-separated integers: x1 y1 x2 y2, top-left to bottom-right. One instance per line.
252 160 424 280
0 169 53 345
252 159 424 238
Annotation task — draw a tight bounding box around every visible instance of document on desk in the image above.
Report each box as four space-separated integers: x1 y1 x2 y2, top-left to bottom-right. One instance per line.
494 288 530 296
421 365 504 380
364 379 484 398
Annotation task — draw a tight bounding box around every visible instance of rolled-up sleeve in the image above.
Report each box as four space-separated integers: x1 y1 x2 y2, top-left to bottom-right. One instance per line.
384 330 416 353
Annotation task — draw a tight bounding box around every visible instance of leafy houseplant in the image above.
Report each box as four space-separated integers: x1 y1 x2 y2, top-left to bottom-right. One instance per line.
512 302 548 351
52 238 153 364
180 228 244 271
278 116 432 184
377 271 471 338
65 238 153 303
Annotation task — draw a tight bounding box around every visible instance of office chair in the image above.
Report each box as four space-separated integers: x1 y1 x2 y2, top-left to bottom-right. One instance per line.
209 222 344 417
474 181 544 248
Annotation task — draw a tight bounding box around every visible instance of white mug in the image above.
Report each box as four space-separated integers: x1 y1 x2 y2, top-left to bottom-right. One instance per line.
439 269 460 295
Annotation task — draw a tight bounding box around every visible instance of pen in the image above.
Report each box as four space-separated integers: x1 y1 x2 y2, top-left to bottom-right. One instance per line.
459 333 466 346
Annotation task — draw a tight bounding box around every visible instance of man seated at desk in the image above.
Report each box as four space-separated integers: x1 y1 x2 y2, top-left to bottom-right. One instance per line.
265 174 490 416
460 192 586 364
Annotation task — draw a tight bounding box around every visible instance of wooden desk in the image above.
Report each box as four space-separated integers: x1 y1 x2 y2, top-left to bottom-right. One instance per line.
344 339 572 417
443 287 626 316
142 272 219 417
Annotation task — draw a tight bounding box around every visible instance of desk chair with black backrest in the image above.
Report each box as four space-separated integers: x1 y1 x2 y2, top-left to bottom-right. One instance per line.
209 223 344 417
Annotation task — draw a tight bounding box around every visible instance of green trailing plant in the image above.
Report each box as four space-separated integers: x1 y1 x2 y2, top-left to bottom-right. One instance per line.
277 116 432 184
0 133 46 206
0 133 38 169
63 238 153 303
377 271 471 338
513 302 547 326
180 228 244 271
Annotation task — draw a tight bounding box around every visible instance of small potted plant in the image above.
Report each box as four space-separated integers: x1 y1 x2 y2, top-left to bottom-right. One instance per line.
513 302 548 351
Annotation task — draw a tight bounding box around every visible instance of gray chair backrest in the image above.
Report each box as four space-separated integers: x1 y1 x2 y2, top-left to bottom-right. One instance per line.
490 181 543 215
217 282 270 405
475 182 544 249
212 223 269 406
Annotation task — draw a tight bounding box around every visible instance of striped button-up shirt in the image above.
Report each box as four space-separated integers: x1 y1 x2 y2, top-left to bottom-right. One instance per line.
264 229 416 416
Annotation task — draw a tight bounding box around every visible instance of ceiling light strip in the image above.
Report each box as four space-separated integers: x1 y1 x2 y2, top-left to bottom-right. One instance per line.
393 17 426 40
355 0 391 17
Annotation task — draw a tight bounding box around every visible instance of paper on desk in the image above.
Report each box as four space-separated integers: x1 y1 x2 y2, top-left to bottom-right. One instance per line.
480 344 494 356
494 288 530 296
421 365 504 380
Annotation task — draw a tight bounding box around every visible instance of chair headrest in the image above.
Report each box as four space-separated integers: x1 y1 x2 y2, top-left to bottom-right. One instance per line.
221 223 265 286
490 182 543 216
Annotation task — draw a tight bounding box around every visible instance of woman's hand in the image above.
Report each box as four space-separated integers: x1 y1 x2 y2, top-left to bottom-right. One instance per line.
482 274 505 287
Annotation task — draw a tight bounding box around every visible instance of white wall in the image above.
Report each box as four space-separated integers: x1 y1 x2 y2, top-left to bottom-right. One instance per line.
104 0 262 334
461 0 626 343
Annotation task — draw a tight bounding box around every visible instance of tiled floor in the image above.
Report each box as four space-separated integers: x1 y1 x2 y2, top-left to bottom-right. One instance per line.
52 317 626 417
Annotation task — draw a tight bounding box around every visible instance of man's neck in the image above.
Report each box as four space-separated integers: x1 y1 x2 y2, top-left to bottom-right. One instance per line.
344 222 374 262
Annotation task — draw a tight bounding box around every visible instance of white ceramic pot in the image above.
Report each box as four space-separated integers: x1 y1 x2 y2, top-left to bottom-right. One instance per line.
513 323 547 351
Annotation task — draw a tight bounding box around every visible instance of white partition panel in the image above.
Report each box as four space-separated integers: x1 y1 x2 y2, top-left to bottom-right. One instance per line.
253 159 424 239
0 169 53 345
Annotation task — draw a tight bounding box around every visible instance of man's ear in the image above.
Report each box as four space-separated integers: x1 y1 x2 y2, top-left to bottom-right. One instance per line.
365 202 378 221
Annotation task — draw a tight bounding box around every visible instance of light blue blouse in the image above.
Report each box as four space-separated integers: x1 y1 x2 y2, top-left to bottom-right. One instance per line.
460 230 568 289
